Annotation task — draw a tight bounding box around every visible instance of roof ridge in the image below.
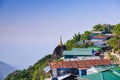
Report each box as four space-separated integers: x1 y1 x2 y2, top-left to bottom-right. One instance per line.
100 71 104 80
110 69 120 77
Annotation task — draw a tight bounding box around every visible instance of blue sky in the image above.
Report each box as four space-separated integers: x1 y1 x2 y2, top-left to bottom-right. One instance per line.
0 0 120 69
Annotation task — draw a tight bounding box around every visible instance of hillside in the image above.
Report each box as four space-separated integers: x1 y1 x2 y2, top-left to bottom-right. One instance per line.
4 55 51 80
0 61 16 80
4 23 120 80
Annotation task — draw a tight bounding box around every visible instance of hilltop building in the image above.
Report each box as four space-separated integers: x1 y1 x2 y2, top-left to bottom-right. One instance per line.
63 47 104 61
50 59 111 80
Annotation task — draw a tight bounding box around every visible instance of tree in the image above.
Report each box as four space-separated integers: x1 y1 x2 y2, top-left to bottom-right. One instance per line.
113 23 120 35
92 24 103 31
92 24 114 33
81 31 92 40
66 39 78 50
107 36 119 50
102 24 114 33
73 32 81 41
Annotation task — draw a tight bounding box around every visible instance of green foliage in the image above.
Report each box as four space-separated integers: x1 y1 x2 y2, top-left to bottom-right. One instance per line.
107 36 119 50
92 24 114 33
115 65 120 70
4 69 33 80
93 24 103 31
73 32 81 41
106 23 120 50
102 24 114 33
81 31 92 40
113 23 120 35
66 33 81 50
66 39 78 50
5 55 51 80
66 31 93 50
78 43 88 48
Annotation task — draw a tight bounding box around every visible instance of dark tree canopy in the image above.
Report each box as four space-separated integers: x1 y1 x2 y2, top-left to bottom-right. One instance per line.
93 24 103 31
92 24 114 33
73 32 81 41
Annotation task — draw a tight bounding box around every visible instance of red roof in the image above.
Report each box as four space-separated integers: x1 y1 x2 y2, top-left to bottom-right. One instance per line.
50 59 110 69
94 35 108 39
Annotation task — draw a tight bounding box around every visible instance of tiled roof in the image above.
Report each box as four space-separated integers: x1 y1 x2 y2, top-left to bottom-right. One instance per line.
50 59 110 69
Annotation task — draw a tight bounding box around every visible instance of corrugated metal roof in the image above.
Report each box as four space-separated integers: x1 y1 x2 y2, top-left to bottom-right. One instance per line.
63 48 102 56
80 70 120 80
50 59 110 69
63 51 92 56
88 47 102 51
72 48 92 51
43 66 51 73
81 72 102 80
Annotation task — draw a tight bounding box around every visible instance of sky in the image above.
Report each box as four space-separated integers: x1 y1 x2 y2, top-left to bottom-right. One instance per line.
0 0 120 69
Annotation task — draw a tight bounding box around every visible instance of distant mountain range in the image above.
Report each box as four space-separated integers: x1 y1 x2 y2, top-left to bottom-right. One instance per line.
0 61 16 80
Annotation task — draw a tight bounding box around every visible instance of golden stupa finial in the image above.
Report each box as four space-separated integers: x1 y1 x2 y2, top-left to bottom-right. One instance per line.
59 36 63 46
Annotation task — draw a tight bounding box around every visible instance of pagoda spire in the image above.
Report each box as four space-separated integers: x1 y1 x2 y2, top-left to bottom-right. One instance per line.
59 36 63 46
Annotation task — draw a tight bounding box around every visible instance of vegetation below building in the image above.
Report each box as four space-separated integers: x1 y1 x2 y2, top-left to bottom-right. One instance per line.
5 55 51 80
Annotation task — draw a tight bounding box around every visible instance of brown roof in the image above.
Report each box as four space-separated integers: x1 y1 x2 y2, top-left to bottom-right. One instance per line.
94 35 108 39
50 59 110 69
